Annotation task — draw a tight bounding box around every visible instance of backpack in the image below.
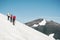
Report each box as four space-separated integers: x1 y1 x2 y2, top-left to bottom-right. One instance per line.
13 16 16 19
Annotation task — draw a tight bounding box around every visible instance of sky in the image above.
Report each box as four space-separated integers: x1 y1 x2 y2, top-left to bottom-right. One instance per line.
0 0 60 23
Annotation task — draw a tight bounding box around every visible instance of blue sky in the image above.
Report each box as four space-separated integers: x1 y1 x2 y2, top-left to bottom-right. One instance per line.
0 0 60 23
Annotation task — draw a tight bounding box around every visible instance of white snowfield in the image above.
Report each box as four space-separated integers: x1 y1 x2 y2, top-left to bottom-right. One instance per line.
32 19 46 27
39 19 46 26
32 24 38 27
0 13 55 40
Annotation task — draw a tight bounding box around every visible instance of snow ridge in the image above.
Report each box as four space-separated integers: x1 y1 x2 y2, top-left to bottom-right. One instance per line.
0 13 55 40
39 19 46 26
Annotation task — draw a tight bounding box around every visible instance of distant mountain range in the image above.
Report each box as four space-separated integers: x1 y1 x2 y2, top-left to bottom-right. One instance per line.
25 18 60 39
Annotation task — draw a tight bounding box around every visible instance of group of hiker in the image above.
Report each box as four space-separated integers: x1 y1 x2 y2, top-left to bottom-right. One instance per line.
7 13 16 25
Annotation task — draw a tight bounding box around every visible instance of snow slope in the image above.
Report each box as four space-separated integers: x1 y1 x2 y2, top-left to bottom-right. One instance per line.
32 24 38 27
0 13 55 40
39 19 46 26
32 19 46 27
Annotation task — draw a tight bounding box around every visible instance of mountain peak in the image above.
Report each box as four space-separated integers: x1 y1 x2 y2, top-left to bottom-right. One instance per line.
25 18 60 39
39 19 46 26
25 18 44 27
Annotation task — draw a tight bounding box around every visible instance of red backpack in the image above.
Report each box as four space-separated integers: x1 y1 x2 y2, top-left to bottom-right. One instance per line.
13 16 16 19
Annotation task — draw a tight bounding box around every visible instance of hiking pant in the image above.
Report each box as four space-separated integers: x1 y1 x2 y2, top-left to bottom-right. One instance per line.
8 16 10 20
13 19 15 25
10 17 12 22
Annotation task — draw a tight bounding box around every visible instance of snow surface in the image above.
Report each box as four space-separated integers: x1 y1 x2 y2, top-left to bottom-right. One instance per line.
32 24 38 27
0 13 55 40
32 19 46 27
39 19 46 26
49 33 55 40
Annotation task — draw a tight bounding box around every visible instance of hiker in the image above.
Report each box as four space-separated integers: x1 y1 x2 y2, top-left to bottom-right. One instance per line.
13 15 16 25
10 14 13 22
7 13 10 20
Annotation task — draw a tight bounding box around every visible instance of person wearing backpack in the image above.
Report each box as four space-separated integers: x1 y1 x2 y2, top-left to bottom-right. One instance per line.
7 13 11 20
13 15 16 25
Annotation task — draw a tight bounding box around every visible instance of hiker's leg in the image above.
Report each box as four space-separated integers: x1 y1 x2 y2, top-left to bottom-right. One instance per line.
11 18 12 22
8 16 9 20
13 19 15 25
10 18 12 22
